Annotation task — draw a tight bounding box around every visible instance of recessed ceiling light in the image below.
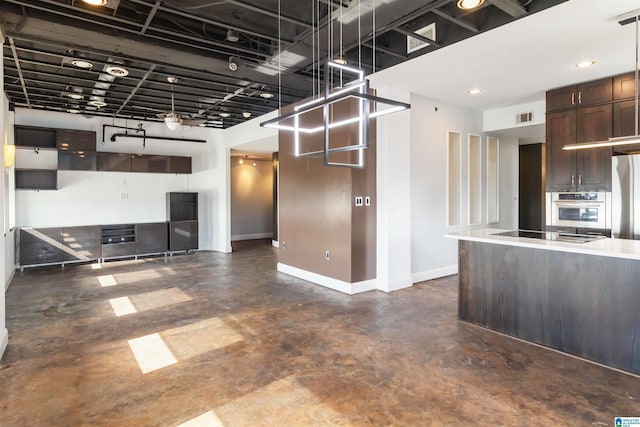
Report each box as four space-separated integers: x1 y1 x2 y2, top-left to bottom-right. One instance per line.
242 112 252 118
219 112 231 118
88 100 107 107
457 0 484 9
67 109 81 114
105 65 129 77
467 88 482 95
82 0 108 5
68 93 84 100
260 92 274 99
71 59 93 69
575 60 596 68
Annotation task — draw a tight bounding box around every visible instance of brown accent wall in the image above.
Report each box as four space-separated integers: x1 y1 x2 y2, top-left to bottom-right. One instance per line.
278 97 377 283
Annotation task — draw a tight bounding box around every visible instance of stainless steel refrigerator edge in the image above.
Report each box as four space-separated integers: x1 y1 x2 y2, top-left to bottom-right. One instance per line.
612 154 640 239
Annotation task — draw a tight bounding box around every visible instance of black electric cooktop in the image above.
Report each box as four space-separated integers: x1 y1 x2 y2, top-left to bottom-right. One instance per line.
493 230 604 243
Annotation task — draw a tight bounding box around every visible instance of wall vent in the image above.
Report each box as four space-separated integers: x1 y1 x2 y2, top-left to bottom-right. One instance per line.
516 112 533 124
407 23 436 54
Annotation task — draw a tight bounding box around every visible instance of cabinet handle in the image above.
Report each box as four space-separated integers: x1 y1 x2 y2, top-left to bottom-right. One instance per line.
578 175 583 186
578 91 582 104
571 175 575 187
571 92 575 105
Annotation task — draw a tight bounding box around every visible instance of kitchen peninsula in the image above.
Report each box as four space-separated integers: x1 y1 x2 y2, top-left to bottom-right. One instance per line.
447 229 640 375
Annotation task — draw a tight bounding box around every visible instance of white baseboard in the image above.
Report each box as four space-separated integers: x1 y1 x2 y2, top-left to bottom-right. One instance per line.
412 264 458 284
272 240 279 248
231 233 274 241
277 263 377 295
376 275 413 293
0 328 7 360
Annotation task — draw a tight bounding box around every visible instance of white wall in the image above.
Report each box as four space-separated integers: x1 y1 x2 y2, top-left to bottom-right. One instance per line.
0 58 7 357
409 95 485 283
496 137 519 230
230 158 273 240
5 110 15 290
13 109 228 251
483 99 546 132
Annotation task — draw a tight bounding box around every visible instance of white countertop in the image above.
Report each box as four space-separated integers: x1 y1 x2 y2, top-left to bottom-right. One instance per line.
446 228 640 261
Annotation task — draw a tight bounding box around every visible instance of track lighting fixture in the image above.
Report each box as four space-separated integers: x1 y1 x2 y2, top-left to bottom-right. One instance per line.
229 56 239 71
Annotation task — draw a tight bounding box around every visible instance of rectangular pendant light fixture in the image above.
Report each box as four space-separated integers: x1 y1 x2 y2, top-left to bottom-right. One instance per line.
260 61 411 168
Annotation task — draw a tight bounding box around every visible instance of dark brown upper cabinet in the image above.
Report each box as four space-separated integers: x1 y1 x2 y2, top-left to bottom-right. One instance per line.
546 77 612 112
58 151 97 171
97 152 132 172
14 126 57 148
546 104 612 191
613 100 640 137
132 154 170 173
169 156 192 174
613 72 637 100
57 129 96 151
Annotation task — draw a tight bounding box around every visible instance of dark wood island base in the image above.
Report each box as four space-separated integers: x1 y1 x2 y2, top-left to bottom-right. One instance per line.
458 239 640 375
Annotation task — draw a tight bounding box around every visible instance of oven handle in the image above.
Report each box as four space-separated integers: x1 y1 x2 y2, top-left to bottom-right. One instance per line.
554 203 603 209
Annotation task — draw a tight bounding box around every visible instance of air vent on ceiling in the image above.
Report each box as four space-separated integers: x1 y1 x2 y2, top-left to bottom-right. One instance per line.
516 112 533 124
407 23 436 54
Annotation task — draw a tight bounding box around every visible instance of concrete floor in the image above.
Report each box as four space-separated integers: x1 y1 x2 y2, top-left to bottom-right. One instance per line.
1 239 638 426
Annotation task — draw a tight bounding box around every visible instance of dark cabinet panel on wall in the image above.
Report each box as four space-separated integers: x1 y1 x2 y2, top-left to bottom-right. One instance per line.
57 129 96 151
132 154 169 173
97 152 132 172
62 226 101 261
167 192 198 221
613 72 636 100
58 151 97 171
613 100 640 137
19 227 63 265
546 110 576 190
136 222 168 254
14 126 57 148
546 78 613 112
15 169 57 190
169 156 192 174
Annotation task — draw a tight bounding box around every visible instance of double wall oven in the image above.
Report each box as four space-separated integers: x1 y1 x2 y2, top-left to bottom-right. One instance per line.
546 192 611 230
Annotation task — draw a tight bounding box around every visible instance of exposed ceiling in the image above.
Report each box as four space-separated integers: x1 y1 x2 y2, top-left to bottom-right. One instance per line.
0 0 565 129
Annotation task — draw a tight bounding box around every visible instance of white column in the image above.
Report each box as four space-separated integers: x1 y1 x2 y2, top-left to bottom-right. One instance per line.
376 86 412 292
0 31 8 358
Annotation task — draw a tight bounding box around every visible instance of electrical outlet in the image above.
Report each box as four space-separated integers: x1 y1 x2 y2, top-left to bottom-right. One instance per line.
365 196 371 206
355 196 363 206
325 251 331 261
282 241 287 249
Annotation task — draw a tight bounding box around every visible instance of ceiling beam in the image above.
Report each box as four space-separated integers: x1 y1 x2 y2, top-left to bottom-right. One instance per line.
8 37 30 108
362 42 407 60
116 64 156 115
140 0 161 34
431 9 480 33
224 0 312 28
488 0 528 18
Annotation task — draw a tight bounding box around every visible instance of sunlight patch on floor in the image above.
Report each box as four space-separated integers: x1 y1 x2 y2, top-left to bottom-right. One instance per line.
175 410 225 427
108 288 192 317
163 317 243 361
128 333 178 374
98 274 118 287
109 296 137 316
213 376 351 426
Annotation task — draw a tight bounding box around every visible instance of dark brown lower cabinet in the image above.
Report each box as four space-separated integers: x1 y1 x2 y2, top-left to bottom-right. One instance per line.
169 220 198 251
136 222 168 254
101 224 136 259
62 226 101 262
19 227 63 265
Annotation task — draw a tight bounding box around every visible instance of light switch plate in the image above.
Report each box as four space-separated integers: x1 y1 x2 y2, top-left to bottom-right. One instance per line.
355 196 363 206
365 196 371 206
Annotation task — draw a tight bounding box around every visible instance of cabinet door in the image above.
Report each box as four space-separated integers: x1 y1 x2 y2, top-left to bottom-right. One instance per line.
546 110 577 191
613 100 640 137
169 220 198 251
577 78 612 106
131 154 170 173
169 156 192 174
576 104 612 191
57 130 96 151
136 222 168 254
58 151 97 171
613 72 636 100
14 126 57 148
546 86 577 112
97 152 132 172
19 227 63 265
62 226 101 261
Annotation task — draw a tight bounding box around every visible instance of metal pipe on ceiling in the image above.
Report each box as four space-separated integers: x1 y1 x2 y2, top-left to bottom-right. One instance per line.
7 37 30 108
